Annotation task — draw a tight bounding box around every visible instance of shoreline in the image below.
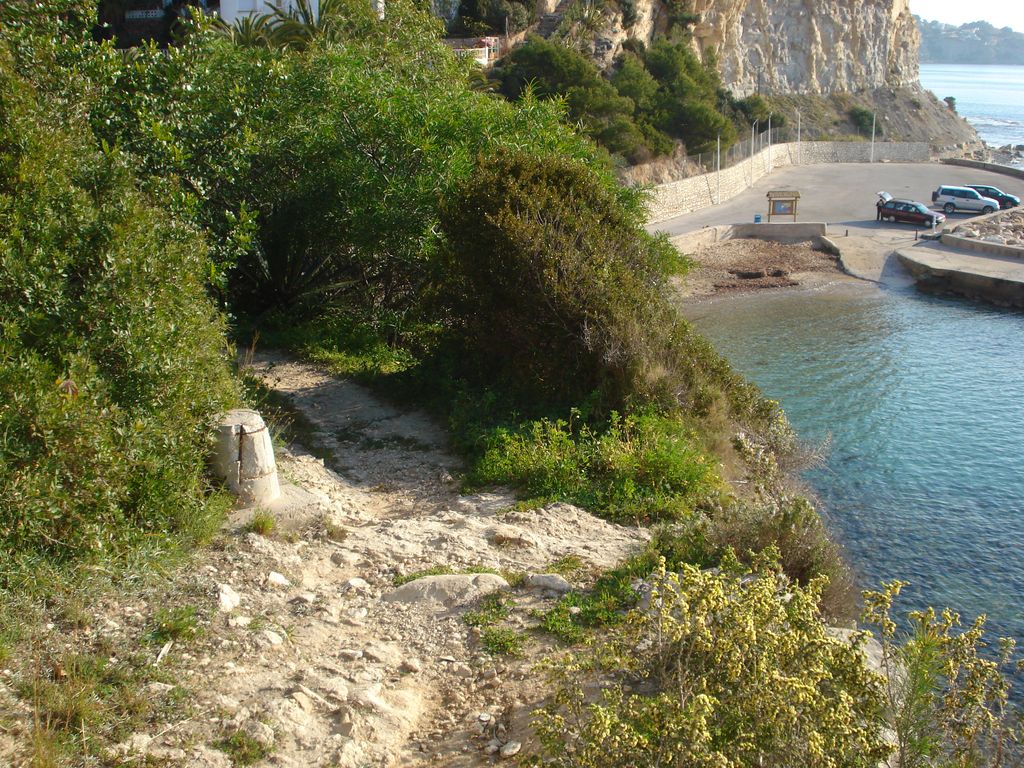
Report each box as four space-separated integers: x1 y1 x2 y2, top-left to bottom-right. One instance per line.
672 235 873 303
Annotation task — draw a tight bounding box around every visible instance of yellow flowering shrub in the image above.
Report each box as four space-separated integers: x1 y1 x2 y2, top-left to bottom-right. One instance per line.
532 553 891 767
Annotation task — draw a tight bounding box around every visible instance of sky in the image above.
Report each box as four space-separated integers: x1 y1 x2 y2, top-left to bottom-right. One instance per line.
910 0 1024 31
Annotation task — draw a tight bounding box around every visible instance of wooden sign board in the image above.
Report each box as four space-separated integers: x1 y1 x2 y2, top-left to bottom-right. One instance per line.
766 190 800 222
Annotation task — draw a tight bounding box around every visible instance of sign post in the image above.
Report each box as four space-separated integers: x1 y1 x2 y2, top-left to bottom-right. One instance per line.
766 190 800 222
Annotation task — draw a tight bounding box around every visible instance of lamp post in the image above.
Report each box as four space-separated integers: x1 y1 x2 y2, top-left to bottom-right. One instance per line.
716 132 721 204
750 120 757 186
870 111 877 163
797 110 802 165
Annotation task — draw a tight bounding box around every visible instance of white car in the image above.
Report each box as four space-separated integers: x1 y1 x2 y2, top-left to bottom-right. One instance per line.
931 185 1000 215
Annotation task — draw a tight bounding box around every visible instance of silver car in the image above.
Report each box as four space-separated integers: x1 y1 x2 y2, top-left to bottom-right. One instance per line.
931 185 1000 215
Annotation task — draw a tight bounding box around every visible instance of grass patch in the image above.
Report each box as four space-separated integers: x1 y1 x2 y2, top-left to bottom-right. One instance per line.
245 509 276 537
464 592 514 628
469 410 724 525
538 563 644 644
17 649 188 760
247 312 428 381
546 554 587 581
464 593 525 657
145 606 202 645
479 626 526 657
217 729 273 765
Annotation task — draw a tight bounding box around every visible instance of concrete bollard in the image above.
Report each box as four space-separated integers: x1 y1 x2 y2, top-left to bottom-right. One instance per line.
213 409 280 505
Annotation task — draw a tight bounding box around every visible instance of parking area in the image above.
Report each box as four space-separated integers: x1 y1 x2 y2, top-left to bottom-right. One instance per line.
649 162 1024 238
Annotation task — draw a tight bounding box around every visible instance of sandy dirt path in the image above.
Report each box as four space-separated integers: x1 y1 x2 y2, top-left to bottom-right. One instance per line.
3 354 648 768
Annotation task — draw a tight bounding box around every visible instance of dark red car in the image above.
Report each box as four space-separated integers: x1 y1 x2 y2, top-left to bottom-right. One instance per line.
876 192 946 227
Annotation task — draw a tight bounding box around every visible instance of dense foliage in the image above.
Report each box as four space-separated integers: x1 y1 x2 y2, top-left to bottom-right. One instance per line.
440 150 684 405
5 3 1024 766
0 3 237 565
84 5 610 322
493 37 751 162
454 0 533 36
533 556 891 767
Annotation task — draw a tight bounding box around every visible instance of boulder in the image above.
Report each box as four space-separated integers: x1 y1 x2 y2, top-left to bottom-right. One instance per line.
382 574 509 609
523 573 573 594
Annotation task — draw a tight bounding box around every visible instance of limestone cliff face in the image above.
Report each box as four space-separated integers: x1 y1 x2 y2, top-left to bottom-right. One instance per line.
636 0 921 96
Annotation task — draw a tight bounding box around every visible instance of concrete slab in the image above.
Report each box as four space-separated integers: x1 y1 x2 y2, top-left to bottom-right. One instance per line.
897 242 1024 308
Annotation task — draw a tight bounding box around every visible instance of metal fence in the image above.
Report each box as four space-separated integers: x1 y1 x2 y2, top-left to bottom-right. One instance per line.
683 124 797 175
676 120 903 176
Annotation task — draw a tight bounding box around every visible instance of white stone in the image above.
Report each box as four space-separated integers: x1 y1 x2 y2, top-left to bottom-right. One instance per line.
290 690 316 714
267 571 291 588
363 643 400 665
319 678 350 702
261 630 284 646
500 740 522 758
523 573 573 594
213 409 280 505
381 574 509 609
344 577 371 592
218 584 241 612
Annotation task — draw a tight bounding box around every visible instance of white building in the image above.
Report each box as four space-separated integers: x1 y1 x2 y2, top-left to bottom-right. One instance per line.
218 0 318 25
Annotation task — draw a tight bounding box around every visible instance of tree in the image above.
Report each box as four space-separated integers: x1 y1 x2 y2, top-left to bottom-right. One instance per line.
439 150 685 407
0 32 237 561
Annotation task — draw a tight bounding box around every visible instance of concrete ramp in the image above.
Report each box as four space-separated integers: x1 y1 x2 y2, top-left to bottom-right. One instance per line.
898 243 1024 309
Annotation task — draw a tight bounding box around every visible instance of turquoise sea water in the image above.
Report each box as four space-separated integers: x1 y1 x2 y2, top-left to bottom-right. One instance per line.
920 64 1024 156
687 282 1024 641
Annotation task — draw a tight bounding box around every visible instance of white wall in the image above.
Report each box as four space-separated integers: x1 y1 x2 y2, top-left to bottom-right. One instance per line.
219 0 319 25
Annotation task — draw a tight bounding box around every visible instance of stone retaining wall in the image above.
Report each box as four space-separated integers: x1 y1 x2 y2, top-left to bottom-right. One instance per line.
941 232 1024 259
648 141 931 222
940 158 1024 181
940 207 1024 259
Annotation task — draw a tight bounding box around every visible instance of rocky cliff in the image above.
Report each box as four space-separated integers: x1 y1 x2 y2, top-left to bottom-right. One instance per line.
612 0 980 152
651 0 920 96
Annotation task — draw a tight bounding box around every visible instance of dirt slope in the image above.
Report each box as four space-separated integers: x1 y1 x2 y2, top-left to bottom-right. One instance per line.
1 354 648 767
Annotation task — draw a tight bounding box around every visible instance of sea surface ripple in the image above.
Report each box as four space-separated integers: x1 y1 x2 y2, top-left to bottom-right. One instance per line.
687 283 1024 641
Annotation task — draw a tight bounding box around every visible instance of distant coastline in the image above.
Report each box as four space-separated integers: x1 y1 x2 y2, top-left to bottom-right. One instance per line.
919 63 1024 166
917 17 1024 65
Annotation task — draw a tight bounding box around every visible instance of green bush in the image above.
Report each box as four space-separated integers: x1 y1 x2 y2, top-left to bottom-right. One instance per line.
863 582 1024 767
471 411 721 524
80 9 607 324
492 38 740 160
534 557 891 767
439 150 693 407
643 41 736 152
0 38 236 565
455 0 533 35
848 106 878 136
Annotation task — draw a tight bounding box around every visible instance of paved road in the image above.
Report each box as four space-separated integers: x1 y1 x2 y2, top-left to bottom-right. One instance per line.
649 162 1024 238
